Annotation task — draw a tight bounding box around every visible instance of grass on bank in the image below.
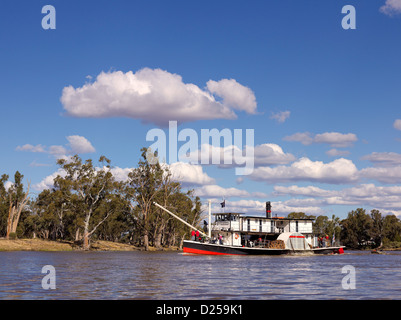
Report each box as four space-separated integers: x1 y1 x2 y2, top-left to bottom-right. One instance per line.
0 238 162 252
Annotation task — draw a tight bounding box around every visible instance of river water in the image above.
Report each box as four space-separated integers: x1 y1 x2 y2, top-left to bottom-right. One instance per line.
0 250 400 300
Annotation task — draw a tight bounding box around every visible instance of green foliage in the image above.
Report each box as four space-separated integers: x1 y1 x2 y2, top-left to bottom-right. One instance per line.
0 148 205 250
3 150 401 252
8 232 17 240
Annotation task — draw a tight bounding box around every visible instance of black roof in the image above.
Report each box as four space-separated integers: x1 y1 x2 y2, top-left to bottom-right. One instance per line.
213 212 315 221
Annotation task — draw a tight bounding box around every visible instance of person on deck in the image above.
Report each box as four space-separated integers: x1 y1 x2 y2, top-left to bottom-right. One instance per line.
191 230 195 241
195 230 200 241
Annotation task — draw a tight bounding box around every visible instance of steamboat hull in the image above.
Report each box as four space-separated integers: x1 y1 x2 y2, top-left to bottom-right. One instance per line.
184 240 291 255
183 240 344 256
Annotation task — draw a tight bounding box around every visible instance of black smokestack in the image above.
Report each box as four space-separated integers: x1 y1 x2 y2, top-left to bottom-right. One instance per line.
266 201 271 218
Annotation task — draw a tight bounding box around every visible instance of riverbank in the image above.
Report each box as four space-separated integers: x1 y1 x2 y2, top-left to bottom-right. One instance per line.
0 238 179 252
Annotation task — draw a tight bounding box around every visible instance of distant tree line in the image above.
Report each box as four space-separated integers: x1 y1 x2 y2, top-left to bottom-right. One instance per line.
0 148 203 250
288 209 401 249
1 148 401 250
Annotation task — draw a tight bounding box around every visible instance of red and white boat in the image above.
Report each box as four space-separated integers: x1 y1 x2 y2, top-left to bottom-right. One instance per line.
154 202 344 256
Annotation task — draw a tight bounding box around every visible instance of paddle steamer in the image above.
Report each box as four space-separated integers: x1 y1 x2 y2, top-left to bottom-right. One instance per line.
154 201 344 256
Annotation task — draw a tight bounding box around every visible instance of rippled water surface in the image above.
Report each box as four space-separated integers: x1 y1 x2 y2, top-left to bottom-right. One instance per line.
1 250 400 299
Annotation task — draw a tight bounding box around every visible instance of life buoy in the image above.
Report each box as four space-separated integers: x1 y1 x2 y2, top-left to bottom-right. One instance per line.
235 234 239 239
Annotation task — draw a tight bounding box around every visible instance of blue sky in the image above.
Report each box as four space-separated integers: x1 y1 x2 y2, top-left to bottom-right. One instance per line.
1 0 401 219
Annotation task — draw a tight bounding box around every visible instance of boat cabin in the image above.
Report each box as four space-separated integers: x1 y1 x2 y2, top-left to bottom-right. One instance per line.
211 212 315 247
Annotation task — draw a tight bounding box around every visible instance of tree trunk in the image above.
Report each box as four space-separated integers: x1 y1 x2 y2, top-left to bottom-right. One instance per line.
143 230 149 251
83 230 90 250
6 183 30 239
179 235 186 250
83 215 91 250
75 228 81 241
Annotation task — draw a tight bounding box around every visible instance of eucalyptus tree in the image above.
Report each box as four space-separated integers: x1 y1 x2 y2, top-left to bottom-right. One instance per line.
340 208 373 248
0 171 30 239
126 148 167 250
55 155 119 250
126 148 203 250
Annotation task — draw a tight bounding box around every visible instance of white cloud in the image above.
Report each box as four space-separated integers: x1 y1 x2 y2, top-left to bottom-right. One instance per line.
195 185 251 198
359 166 401 184
16 135 96 160
194 184 268 199
273 185 334 198
49 145 68 157
33 168 67 191
249 157 359 184
4 181 13 191
61 68 257 126
380 0 401 16
313 132 357 148
394 119 401 130
206 79 257 114
169 162 215 186
283 132 357 148
34 161 215 191
253 144 296 166
283 132 313 145
326 149 350 157
273 183 401 216
16 144 46 153
270 110 290 123
67 135 96 154
361 152 401 167
183 143 295 167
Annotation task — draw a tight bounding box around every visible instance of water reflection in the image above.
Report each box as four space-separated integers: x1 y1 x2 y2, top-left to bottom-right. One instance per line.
0 251 400 299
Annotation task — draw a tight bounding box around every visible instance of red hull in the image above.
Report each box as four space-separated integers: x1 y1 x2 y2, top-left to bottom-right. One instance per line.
183 246 242 256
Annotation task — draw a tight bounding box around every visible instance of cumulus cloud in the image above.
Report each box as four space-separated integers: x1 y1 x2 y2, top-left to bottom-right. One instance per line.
359 166 401 184
67 135 96 154
273 183 401 216
394 119 401 130
283 132 314 145
34 161 215 191
16 135 96 160
326 149 350 157
283 132 358 148
16 144 46 153
206 79 257 114
195 185 251 198
33 168 67 191
194 184 268 199
270 110 290 123
183 143 295 167
169 162 215 186
249 157 359 184
361 152 401 167
380 0 401 16
273 185 334 198
61 68 258 126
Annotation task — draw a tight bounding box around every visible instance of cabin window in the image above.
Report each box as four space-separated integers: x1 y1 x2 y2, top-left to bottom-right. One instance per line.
247 219 250 231
271 221 274 233
259 219 262 232
296 221 299 232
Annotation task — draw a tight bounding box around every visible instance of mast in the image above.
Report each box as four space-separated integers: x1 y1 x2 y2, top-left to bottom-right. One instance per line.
208 200 212 239
153 202 208 238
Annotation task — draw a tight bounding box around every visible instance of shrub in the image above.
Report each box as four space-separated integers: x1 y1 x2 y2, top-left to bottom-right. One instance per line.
8 232 17 240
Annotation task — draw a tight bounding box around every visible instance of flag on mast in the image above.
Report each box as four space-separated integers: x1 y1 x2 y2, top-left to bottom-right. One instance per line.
220 199 225 213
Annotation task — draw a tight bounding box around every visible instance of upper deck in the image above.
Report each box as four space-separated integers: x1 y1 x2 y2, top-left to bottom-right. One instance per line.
212 213 314 234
